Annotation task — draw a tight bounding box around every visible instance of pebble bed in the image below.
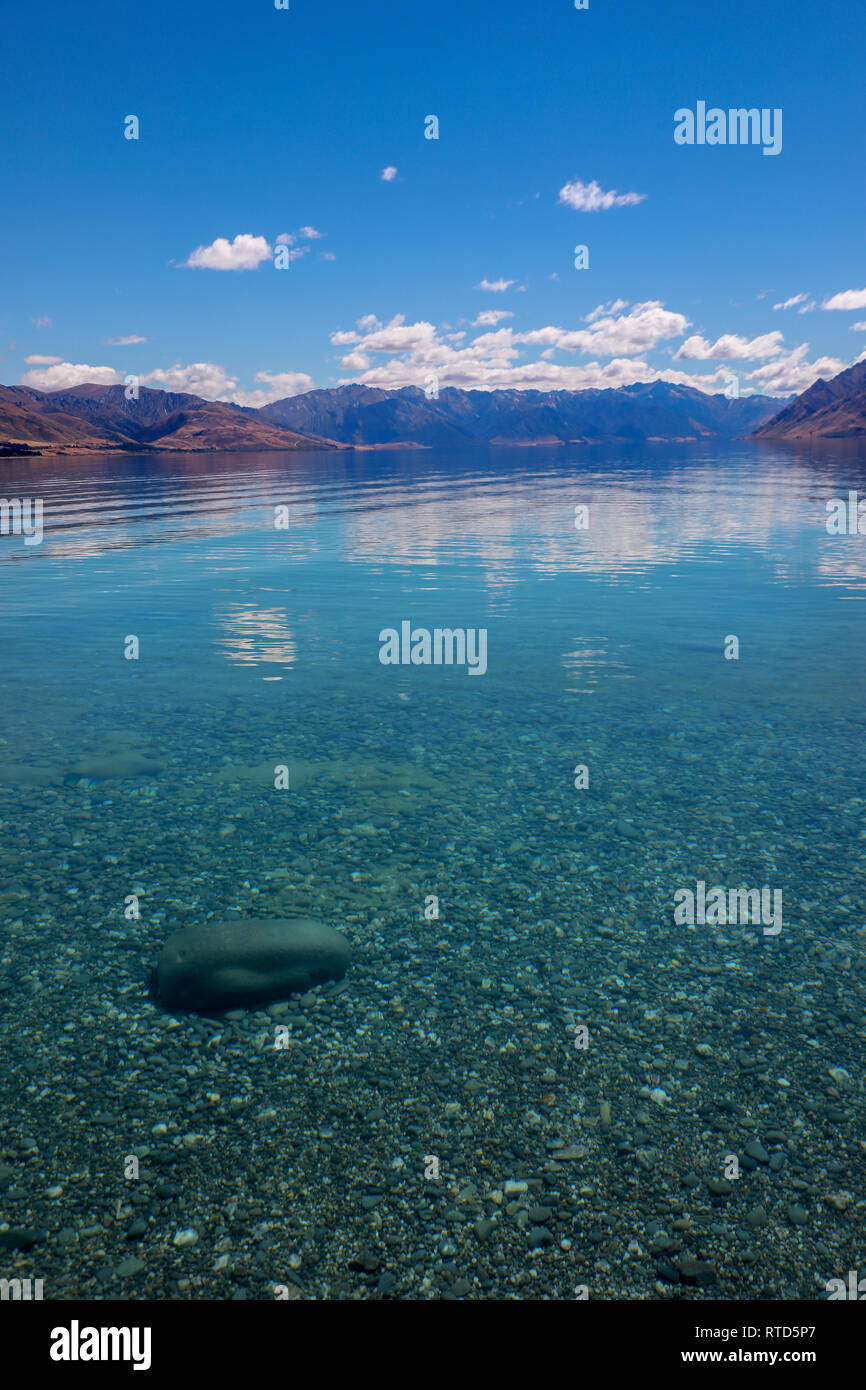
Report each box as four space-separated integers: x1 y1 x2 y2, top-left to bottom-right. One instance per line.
0 676 863 1301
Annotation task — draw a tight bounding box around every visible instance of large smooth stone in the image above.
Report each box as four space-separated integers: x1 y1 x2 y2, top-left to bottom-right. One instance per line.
152 918 351 1013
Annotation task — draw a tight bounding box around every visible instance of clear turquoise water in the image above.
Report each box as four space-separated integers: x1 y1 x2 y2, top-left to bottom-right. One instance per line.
2 442 864 841
1 440 864 1299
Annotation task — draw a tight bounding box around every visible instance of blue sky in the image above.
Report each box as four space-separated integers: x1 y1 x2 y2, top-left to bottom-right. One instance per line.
2 0 864 402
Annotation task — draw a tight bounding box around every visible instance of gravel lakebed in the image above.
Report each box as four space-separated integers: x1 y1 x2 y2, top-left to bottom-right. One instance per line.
0 697 863 1301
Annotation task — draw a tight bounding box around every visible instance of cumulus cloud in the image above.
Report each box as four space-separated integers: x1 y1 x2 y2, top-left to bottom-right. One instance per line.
381 166 398 181
473 310 514 327
18 358 315 405
24 354 62 365
327 302 708 393
184 234 272 270
585 299 628 323
823 289 866 310
333 314 439 356
746 346 848 394
851 321 866 332
277 227 326 249
518 302 689 357
558 179 646 211
141 363 315 404
674 330 784 361
20 362 122 390
107 335 147 345
141 362 239 396
229 371 316 407
338 351 373 372
476 278 515 293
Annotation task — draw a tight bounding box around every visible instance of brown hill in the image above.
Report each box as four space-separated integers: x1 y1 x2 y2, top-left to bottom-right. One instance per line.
750 360 866 439
0 383 341 453
0 385 130 449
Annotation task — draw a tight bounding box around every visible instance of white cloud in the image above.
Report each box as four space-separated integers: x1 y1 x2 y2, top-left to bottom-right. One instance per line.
518 301 689 356
17 359 314 405
331 315 381 347
674 330 784 361
381 166 398 181
24 354 63 365
772 293 808 311
558 179 646 211
327 302 712 393
823 288 866 311
321 251 337 261
337 351 373 372
851 321 866 331
473 310 514 326
585 299 628 323
275 233 295 246
184 234 272 271
31 317 52 328
107 335 147 345
299 226 323 239
229 371 316 407
746 345 848 394
20 362 123 390
476 278 515 293
141 362 239 397
336 350 727 394
331 313 439 355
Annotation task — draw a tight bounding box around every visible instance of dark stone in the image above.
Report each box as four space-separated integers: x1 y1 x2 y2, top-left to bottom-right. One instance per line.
152 918 351 1013
527 1226 554 1249
0 1227 47 1251
679 1257 717 1287
349 1249 380 1273
527 1206 552 1223
744 1140 770 1164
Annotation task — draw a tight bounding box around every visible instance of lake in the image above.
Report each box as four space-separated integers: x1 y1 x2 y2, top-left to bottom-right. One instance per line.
0 439 863 1300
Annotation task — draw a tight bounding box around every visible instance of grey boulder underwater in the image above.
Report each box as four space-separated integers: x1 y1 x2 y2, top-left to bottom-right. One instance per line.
151 917 351 1013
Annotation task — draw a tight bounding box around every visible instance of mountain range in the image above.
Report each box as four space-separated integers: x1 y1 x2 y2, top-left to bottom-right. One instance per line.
5 363 866 453
260 382 787 446
0 379 796 455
